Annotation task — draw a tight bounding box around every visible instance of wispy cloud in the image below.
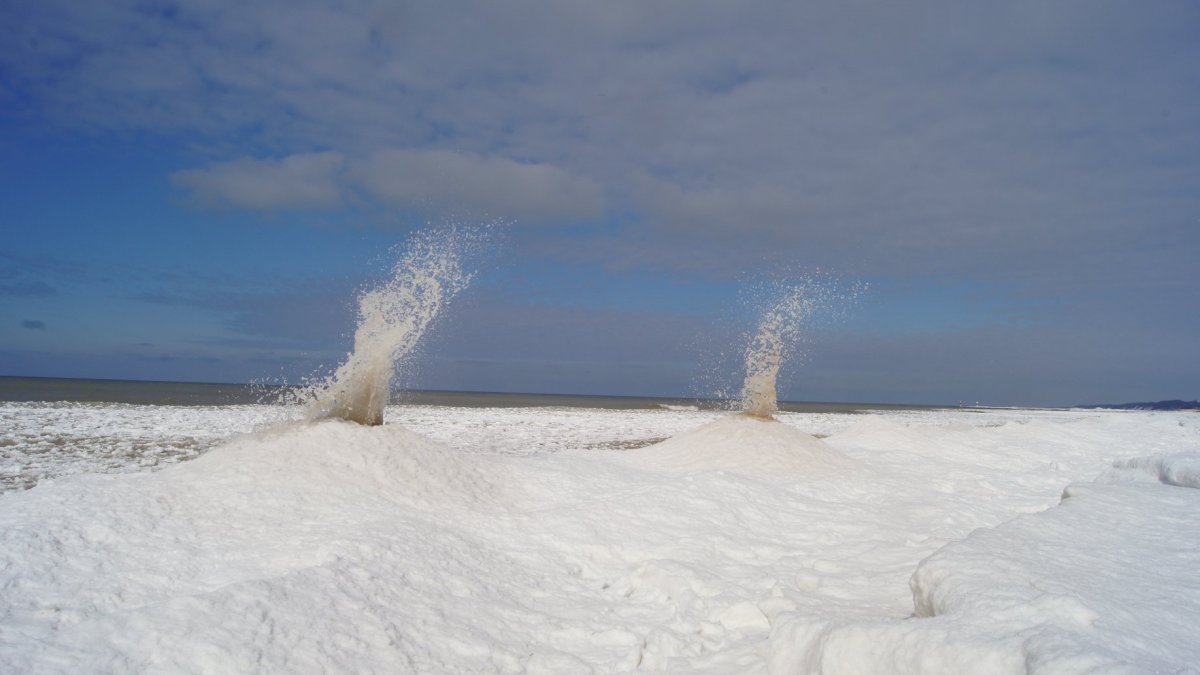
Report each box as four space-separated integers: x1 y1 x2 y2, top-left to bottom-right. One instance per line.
0 251 95 297
0 281 57 298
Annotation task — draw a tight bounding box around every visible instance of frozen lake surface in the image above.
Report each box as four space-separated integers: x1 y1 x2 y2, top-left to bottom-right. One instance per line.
1 402 1197 673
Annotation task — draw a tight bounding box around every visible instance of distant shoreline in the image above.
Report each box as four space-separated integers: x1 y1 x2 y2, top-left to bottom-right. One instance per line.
1076 400 1200 412
3 374 1189 412
0 374 951 412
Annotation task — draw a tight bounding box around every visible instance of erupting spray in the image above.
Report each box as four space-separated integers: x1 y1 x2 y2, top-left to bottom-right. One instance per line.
305 227 488 425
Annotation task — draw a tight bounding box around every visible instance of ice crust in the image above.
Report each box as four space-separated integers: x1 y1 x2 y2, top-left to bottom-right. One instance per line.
0 401 281 492
1 405 1198 673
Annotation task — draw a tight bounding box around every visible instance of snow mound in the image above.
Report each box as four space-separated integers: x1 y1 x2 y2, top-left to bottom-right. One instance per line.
175 419 502 506
627 414 856 477
0 421 510 672
1106 452 1200 489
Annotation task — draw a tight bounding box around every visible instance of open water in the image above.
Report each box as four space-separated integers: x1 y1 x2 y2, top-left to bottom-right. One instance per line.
0 376 939 413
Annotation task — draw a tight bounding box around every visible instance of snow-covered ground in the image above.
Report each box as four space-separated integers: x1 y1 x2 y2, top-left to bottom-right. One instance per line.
1 403 1197 673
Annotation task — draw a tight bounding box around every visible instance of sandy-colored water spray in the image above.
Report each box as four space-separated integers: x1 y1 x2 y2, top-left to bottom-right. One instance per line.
739 278 860 419
305 228 485 426
741 288 813 419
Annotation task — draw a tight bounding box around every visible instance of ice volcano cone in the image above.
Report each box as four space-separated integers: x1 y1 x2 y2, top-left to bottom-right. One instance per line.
631 283 855 477
631 414 854 477
305 228 481 426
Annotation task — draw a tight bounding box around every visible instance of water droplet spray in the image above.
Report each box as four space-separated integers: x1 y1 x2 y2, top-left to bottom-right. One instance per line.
739 276 862 419
304 225 491 425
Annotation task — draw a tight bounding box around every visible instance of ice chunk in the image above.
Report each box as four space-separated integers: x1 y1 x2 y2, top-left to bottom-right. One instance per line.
1108 452 1200 489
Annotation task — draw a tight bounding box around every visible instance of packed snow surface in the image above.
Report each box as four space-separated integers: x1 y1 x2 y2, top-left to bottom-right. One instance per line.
1 404 1198 673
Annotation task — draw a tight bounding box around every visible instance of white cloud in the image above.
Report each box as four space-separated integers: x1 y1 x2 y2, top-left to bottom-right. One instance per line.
351 149 603 223
171 152 346 210
172 149 603 221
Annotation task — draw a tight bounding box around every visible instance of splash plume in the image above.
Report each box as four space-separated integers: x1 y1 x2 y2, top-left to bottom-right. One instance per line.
740 277 860 419
741 288 810 419
305 227 484 425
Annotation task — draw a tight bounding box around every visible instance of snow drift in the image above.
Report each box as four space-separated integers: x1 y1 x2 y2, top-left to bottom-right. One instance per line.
1 408 1197 673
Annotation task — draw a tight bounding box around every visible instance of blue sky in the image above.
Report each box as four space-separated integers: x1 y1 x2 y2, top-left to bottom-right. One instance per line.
1 0 1197 406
